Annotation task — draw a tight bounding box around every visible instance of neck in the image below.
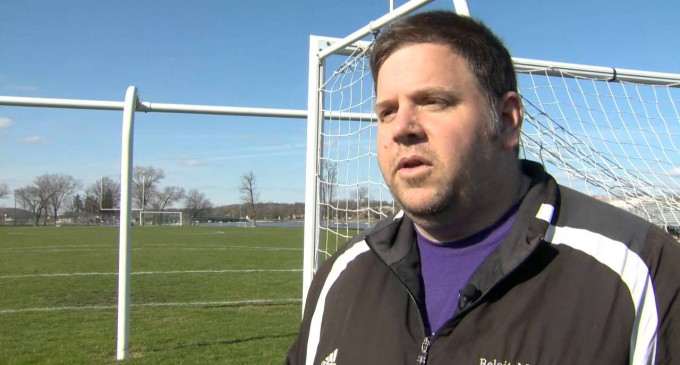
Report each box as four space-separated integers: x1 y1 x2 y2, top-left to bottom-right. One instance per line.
413 167 530 243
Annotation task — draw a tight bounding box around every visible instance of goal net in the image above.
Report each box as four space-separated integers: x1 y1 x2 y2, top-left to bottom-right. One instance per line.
304 36 680 293
516 59 680 228
139 211 182 226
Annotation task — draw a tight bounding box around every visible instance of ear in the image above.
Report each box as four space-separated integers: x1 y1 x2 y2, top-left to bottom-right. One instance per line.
497 91 523 151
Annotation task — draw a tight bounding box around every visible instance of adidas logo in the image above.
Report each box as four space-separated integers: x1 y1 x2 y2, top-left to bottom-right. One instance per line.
320 348 338 365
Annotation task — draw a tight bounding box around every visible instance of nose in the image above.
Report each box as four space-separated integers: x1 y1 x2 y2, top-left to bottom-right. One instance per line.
391 106 425 144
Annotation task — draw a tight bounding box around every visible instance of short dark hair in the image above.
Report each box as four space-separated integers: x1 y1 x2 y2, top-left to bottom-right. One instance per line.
370 10 517 106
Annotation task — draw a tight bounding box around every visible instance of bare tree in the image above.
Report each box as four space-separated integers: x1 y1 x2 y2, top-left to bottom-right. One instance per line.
0 182 8 199
34 174 55 225
149 186 185 225
83 195 98 224
86 177 121 210
240 171 259 226
320 161 338 226
44 173 81 225
64 193 84 224
150 186 185 211
132 166 165 211
184 189 212 225
357 186 369 219
15 186 47 226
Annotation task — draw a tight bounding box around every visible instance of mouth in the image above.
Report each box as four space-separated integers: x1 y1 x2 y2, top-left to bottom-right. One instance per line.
396 155 431 173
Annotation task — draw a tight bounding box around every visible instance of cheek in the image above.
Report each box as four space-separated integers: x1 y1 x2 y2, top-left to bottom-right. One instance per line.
376 129 391 152
377 148 389 170
376 142 392 175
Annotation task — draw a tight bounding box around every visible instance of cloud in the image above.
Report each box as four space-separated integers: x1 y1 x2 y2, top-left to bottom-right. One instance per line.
0 79 39 93
21 135 46 144
181 157 207 167
8 84 39 92
206 148 303 162
196 143 306 159
0 117 12 129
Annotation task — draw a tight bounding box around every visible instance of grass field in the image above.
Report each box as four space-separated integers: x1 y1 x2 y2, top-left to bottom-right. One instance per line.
0 225 305 364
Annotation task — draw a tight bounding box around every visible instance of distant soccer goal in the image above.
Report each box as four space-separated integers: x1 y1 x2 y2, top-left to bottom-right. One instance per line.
139 211 182 226
221 221 256 228
304 35 680 295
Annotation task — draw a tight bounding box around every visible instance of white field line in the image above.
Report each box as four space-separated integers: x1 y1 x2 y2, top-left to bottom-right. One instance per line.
5 232 70 236
0 245 302 253
1 245 110 249
0 248 117 253
145 246 303 251
157 231 228 235
0 298 302 314
0 268 302 279
0 245 111 251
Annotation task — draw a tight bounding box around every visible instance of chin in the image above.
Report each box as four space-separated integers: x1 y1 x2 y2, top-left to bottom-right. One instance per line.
398 197 448 220
394 187 463 223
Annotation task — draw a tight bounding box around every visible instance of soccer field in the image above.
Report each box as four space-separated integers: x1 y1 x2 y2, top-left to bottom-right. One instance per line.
0 225 304 364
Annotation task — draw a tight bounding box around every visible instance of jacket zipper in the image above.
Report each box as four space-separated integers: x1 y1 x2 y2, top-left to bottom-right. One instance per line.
365 237 433 365
416 336 431 365
400 274 433 365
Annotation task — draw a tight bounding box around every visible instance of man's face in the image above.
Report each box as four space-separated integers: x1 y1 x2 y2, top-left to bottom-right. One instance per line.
375 43 501 221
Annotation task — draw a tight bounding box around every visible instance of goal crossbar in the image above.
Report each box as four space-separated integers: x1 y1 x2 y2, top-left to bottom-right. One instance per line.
514 57 680 86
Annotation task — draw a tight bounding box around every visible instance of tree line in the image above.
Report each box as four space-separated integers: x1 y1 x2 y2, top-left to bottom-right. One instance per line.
1 164 392 227
0 166 269 226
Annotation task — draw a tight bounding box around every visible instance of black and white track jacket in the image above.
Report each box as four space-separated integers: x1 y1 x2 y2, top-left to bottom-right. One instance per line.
287 161 680 365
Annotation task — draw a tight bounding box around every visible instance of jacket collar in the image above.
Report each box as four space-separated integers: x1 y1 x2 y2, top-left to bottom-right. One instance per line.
470 160 558 293
362 160 560 301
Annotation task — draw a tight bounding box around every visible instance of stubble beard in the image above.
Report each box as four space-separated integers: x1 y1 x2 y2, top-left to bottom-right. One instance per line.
389 166 474 230
387 138 494 231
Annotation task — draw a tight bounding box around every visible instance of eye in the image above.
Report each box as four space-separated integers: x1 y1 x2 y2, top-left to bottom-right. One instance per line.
422 98 448 109
377 107 396 123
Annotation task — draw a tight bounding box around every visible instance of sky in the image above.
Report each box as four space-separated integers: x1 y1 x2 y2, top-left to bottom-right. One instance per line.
1 0 678 208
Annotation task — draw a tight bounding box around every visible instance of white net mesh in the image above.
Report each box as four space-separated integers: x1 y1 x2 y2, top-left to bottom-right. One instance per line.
316 43 391 262
139 211 182 226
518 65 680 227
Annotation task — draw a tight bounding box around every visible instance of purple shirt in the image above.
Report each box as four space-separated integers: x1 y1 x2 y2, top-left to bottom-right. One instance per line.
416 209 517 334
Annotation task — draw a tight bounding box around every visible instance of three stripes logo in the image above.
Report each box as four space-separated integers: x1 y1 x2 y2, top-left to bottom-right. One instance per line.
320 348 338 365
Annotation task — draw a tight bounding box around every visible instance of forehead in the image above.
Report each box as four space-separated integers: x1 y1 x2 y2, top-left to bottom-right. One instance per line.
375 43 478 96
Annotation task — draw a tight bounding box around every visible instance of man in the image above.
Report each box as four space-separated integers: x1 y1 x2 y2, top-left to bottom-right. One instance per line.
287 10 679 365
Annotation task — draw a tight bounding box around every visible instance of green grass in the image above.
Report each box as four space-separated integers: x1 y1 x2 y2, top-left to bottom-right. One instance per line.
0 225 305 364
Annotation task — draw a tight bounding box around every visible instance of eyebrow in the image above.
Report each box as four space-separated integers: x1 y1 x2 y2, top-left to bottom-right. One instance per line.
375 86 460 109
374 99 393 112
411 86 459 100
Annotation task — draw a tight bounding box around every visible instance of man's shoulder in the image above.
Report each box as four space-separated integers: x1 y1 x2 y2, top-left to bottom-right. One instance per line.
557 185 651 225
360 211 404 236
519 161 656 236
340 212 405 252
315 212 409 273
554 184 659 252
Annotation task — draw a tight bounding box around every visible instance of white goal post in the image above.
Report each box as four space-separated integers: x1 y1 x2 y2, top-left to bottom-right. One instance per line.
303 34 680 304
138 211 182 226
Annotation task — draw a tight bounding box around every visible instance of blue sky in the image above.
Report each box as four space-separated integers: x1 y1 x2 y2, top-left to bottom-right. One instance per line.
1 0 678 207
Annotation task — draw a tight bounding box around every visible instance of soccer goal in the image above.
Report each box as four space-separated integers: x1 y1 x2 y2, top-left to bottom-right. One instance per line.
222 221 256 228
138 211 182 226
303 31 680 301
